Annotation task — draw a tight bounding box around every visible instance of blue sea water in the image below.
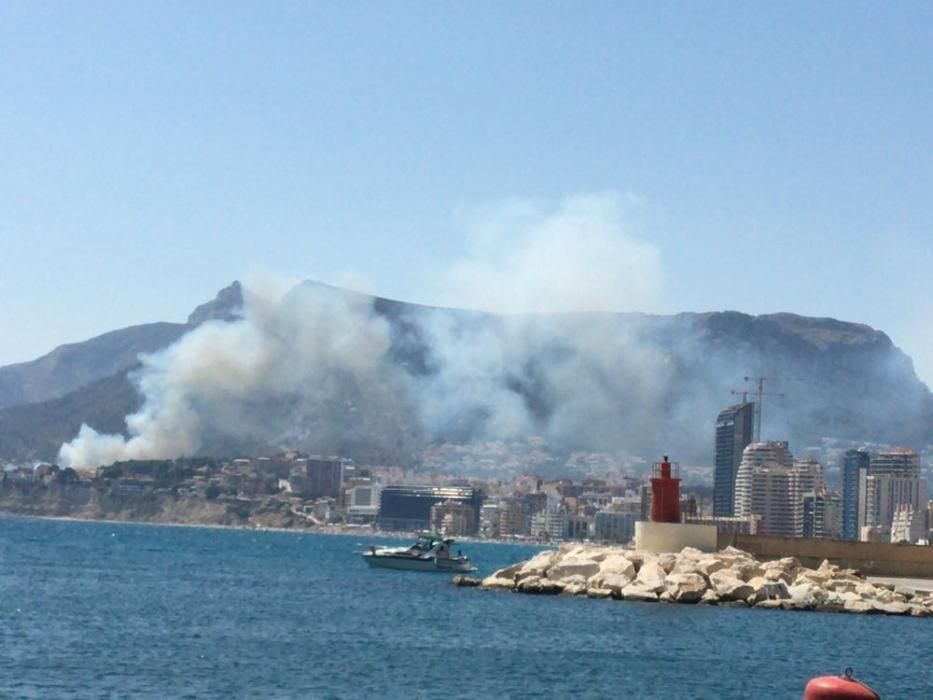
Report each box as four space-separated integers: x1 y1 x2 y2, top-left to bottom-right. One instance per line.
0 518 929 699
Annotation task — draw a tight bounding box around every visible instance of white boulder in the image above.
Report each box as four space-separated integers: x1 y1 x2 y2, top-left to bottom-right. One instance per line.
635 560 668 593
745 577 789 605
786 582 830 609
547 554 601 581
871 600 910 615
621 581 659 602
760 558 799 584
709 570 755 602
671 557 703 576
679 546 706 561
516 550 560 580
558 574 589 596
664 572 708 603
598 554 636 579
657 553 678 574
586 587 614 599
588 572 634 595
695 557 727 577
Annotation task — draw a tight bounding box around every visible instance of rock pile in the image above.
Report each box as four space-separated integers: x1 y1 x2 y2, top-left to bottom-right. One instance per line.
462 544 933 617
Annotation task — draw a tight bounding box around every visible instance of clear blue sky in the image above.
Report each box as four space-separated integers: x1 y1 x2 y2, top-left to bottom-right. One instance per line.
2 2 931 382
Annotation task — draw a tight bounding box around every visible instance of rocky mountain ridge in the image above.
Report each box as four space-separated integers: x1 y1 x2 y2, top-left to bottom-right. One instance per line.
0 282 245 412
0 281 929 465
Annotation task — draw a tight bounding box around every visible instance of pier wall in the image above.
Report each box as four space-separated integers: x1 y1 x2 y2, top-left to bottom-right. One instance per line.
719 533 933 578
635 521 718 554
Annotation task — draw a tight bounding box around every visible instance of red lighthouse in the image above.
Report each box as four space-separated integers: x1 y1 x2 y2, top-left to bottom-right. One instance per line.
649 455 681 523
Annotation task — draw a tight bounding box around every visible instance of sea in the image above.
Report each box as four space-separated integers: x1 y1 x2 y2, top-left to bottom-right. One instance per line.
1 518 929 699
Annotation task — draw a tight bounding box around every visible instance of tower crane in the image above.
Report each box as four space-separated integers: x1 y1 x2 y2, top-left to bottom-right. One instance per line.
741 375 801 442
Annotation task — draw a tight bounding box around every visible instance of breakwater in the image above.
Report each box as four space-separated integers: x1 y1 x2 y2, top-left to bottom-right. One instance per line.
463 543 933 616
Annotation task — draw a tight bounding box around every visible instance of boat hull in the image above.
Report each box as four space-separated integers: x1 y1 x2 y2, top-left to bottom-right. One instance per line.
362 553 476 573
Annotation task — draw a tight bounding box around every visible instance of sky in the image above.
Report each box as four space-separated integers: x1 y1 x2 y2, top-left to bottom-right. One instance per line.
1 2 931 383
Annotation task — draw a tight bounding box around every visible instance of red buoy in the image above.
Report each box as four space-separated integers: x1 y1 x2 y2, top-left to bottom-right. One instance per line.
649 455 681 523
804 669 879 699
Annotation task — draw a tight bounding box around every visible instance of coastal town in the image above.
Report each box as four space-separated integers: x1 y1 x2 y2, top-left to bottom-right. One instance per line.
3 401 932 548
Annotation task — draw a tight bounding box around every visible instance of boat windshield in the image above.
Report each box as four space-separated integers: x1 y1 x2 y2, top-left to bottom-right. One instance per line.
412 532 443 550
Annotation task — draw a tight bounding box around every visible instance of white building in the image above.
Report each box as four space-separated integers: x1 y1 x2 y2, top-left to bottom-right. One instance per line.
530 505 568 541
346 483 381 523
864 474 928 540
734 442 795 536
890 504 927 544
791 458 825 537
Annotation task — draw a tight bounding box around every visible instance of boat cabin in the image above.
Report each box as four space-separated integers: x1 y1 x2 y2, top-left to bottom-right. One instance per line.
410 532 459 558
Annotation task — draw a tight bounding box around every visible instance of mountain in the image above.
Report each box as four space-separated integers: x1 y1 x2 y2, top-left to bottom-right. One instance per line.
0 281 930 465
0 370 139 462
0 282 243 411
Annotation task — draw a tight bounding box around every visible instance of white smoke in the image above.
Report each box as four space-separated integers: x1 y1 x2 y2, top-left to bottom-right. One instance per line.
410 192 671 445
59 283 394 468
439 192 663 314
58 191 735 468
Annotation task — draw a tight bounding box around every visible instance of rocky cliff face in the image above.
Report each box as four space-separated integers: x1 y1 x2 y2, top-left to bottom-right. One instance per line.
186 281 243 325
0 282 929 465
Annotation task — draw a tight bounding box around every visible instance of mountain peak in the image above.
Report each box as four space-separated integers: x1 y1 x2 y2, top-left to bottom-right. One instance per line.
187 282 244 326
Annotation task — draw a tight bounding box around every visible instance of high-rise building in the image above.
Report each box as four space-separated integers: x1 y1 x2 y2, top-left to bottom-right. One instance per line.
734 441 793 500
734 441 795 536
841 449 871 540
790 458 825 537
802 491 842 539
302 457 351 499
734 445 830 539
736 465 793 536
430 499 477 536
713 402 755 517
864 474 928 540
870 448 921 477
862 448 927 540
497 497 530 537
530 505 568 541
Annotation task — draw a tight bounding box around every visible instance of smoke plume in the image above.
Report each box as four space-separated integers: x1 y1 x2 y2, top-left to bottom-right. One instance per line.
439 192 662 314
59 284 397 467
58 192 931 469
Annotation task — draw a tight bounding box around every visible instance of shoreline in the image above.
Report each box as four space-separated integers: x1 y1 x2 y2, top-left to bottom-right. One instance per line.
0 511 371 538
0 511 547 548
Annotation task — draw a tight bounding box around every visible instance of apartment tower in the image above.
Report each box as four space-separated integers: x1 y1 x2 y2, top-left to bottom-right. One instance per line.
713 402 755 517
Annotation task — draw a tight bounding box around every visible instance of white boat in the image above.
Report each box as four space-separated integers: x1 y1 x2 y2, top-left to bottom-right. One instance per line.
361 532 476 573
